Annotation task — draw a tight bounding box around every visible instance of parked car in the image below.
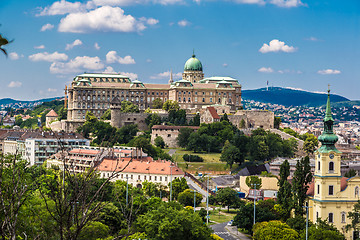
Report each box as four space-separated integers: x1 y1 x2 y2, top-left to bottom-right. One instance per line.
227 220 233 226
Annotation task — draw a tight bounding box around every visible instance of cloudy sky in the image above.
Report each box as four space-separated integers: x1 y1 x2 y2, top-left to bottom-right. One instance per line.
0 0 359 100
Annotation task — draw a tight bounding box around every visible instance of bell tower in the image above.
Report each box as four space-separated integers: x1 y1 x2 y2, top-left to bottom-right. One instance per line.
312 88 342 219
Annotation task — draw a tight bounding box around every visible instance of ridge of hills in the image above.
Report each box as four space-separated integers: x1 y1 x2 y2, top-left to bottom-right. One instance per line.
242 87 350 107
0 97 63 108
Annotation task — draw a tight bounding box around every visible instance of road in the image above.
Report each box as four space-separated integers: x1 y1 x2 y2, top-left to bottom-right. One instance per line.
211 222 251 240
185 176 208 202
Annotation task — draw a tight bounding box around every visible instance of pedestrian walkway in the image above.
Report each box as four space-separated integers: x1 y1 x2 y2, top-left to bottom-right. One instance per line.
185 176 208 202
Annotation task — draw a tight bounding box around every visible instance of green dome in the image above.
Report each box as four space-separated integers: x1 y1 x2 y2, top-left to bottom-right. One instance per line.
184 54 203 71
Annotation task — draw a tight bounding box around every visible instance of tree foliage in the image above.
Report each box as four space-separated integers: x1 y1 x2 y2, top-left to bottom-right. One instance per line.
152 98 164 109
121 101 139 113
252 220 298 240
154 136 165 148
277 159 292 220
163 100 180 112
215 187 241 212
292 156 313 217
177 189 202 207
245 176 262 190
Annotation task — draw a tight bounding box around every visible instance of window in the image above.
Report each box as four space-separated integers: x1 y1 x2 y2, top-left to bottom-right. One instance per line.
160 176 162 181
355 186 359 197
329 185 334 195
328 213 333 223
341 212 346 223
329 161 334 172
202 98 205 103
317 184 320 195
155 176 157 181
168 134 171 137
316 212 319 220
318 161 320 171
210 98 213 103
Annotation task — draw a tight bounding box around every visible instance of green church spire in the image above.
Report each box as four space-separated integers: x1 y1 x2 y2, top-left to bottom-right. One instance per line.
318 87 340 153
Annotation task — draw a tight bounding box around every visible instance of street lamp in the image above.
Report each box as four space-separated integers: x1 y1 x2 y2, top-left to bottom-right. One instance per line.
206 173 210 225
253 183 260 226
303 201 312 240
191 190 197 213
170 163 174 201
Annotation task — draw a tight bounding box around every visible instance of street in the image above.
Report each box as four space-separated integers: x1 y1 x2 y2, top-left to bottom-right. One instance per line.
211 222 251 240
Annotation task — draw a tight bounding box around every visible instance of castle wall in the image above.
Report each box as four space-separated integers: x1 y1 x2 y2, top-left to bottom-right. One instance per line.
230 110 274 129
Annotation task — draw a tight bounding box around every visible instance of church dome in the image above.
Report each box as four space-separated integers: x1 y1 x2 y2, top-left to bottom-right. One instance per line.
184 54 203 71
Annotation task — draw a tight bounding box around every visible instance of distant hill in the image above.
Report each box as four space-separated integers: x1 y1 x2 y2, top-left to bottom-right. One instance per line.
0 97 63 108
242 87 350 107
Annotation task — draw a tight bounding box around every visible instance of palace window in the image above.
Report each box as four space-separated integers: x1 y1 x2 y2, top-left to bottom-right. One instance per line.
329 161 334 172
188 98 191 103
328 213 333 223
210 98 213 103
183 97 186 102
318 161 320 171
355 186 359 197
317 184 320 194
329 185 334 195
202 98 205 103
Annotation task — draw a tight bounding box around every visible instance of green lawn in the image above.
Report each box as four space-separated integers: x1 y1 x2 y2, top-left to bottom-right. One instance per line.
209 210 237 224
167 148 230 172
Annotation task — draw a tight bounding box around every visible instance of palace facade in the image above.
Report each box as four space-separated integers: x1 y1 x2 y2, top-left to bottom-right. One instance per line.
66 53 242 122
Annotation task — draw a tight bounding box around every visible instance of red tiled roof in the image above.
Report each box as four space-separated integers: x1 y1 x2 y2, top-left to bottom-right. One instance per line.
97 157 184 175
69 149 100 155
46 109 58 117
152 125 200 130
207 107 220 119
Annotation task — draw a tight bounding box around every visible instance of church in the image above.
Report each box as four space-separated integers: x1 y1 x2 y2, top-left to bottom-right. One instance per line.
308 90 360 240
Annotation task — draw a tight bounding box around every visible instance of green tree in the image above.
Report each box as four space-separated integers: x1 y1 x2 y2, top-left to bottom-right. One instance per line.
252 220 298 240
101 109 111 120
215 187 240 212
76 221 110 240
163 100 180 112
154 136 165 148
14 115 23 126
193 113 200 126
137 202 213 240
345 169 357 178
152 98 163 109
177 189 202 207
246 176 262 190
345 200 360 236
292 156 313 217
169 177 189 200
145 113 162 129
303 133 319 155
302 218 345 240
239 119 246 129
0 34 13 56
58 106 68 120
220 142 242 169
220 113 229 122
121 101 139 113
274 117 281 129
277 159 292 220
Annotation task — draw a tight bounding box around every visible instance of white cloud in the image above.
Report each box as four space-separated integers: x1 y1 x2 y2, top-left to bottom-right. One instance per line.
146 59 152 63
58 6 147 33
47 88 58 92
119 72 138 80
223 63 228 67
9 52 19 60
88 0 136 7
37 0 86 16
50 56 105 74
94 42 100 50
231 0 265 5
8 81 22 88
29 52 68 62
150 71 182 79
258 67 274 73
34 45 45 49
41 23 55 32
103 66 116 73
317 69 341 75
270 0 304 8
178 19 190 27
146 18 159 25
305 36 320 41
106 51 135 64
153 0 184 5
259 39 297 53
65 39 83 50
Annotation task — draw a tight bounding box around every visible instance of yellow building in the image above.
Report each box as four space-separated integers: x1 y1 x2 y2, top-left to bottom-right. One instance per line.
308 90 360 240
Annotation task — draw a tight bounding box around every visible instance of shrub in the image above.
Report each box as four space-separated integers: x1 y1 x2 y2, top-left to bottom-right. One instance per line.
183 154 204 162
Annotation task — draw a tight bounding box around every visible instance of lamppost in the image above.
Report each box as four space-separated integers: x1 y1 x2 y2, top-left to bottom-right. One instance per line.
206 174 209 225
191 190 197 213
303 201 312 240
170 163 174 201
253 183 260 226
126 174 129 206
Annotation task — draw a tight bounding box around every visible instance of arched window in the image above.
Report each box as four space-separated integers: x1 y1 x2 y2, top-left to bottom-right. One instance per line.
329 161 334 172
318 161 321 171
355 186 359 197
328 213 333 223
341 212 346 223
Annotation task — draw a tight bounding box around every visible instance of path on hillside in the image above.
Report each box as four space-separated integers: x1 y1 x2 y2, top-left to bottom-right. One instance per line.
168 149 176 156
185 176 208 202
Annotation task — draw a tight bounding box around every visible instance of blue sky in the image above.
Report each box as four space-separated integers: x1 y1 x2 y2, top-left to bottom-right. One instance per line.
0 0 359 100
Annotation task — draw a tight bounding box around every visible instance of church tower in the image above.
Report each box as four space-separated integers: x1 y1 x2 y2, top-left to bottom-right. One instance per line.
312 88 342 223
